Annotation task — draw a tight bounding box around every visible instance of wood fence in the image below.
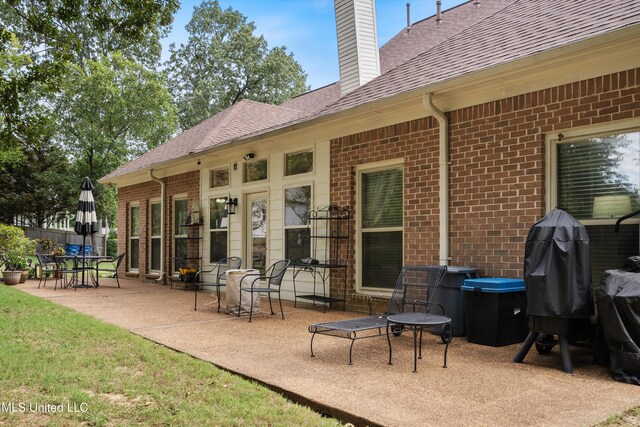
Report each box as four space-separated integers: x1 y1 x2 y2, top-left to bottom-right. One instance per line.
24 227 107 255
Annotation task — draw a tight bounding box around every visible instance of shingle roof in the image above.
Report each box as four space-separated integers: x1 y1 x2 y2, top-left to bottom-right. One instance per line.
103 0 640 182
316 0 640 116
101 100 304 180
379 0 514 74
279 82 341 115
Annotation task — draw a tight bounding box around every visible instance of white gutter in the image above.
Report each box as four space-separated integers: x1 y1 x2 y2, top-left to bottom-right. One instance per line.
149 169 165 283
422 93 449 266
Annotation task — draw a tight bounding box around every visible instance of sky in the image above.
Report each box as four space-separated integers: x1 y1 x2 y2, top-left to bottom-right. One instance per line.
161 0 468 90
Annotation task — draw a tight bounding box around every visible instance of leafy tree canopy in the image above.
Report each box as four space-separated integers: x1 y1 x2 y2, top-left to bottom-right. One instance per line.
56 52 178 226
165 0 308 130
0 0 179 149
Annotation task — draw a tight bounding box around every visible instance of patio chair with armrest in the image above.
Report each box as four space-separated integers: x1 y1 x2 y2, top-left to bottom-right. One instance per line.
308 265 448 365
36 253 57 289
95 253 125 288
238 259 290 322
193 256 242 312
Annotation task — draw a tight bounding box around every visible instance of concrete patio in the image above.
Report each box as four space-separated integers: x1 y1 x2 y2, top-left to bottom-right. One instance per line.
15 277 640 426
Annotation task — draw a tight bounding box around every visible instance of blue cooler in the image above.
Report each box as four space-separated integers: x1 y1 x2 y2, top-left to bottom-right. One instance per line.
65 244 81 255
462 278 528 346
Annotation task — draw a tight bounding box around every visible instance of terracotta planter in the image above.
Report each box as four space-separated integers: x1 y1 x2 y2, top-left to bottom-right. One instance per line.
19 269 29 283
2 271 22 286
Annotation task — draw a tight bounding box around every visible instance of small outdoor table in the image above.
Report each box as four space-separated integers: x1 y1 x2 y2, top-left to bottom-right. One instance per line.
225 269 260 315
386 312 453 372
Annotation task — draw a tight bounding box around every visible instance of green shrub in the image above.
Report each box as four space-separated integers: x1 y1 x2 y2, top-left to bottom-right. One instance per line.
106 231 118 257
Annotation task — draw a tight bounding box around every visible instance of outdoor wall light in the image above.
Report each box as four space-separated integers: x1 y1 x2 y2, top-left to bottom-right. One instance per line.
225 197 238 215
243 152 255 161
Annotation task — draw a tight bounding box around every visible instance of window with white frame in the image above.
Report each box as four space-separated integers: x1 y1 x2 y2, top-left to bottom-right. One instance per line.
551 128 640 285
129 204 140 271
244 159 267 182
284 185 311 262
285 150 313 176
210 167 229 188
357 161 403 291
209 197 228 262
173 198 189 269
149 201 161 271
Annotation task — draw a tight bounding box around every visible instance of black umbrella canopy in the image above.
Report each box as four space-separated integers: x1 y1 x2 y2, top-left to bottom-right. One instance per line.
74 177 99 237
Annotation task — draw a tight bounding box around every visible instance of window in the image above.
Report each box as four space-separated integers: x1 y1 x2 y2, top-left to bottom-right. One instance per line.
357 161 403 290
174 198 189 269
129 205 140 270
284 186 311 262
285 150 313 176
149 202 161 271
209 197 228 262
552 129 640 285
244 159 267 182
210 167 229 188
358 162 403 291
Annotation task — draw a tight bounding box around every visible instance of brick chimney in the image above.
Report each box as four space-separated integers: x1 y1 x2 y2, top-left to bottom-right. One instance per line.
334 0 381 97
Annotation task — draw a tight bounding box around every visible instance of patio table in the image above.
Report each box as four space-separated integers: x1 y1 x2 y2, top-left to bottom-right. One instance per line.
386 312 453 372
55 255 111 288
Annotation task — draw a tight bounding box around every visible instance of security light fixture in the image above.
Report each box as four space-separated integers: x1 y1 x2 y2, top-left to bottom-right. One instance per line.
243 153 255 161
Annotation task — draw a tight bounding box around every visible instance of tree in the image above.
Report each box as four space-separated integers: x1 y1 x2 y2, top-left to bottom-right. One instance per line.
56 52 178 226
165 0 308 130
0 0 179 150
0 0 179 228
0 137 75 226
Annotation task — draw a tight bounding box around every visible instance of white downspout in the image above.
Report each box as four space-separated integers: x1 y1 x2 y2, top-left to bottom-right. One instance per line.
422 93 450 266
149 169 165 283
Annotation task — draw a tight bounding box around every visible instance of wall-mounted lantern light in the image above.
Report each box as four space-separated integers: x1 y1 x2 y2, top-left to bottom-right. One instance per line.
225 197 238 215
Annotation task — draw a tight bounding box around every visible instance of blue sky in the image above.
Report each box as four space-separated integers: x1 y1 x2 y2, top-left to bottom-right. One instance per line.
161 0 468 89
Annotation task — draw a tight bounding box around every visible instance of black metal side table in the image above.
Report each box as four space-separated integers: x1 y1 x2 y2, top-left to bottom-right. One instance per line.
386 312 453 372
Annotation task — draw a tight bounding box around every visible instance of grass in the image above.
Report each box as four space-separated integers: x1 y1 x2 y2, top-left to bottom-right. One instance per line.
597 407 640 426
0 285 341 426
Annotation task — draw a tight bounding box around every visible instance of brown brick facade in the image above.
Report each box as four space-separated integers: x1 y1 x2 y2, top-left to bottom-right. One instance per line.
116 171 200 282
331 68 640 313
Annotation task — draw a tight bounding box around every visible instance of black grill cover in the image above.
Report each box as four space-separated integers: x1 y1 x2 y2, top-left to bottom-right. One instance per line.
596 268 640 385
524 209 594 318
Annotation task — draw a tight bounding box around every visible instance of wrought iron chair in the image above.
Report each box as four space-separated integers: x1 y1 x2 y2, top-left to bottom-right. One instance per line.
194 256 242 312
95 253 125 288
53 256 79 290
36 253 57 289
238 259 290 322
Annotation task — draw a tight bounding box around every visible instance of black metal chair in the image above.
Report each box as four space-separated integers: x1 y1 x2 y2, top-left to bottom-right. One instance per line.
36 253 57 289
194 256 242 312
238 259 290 322
95 253 125 288
53 256 79 290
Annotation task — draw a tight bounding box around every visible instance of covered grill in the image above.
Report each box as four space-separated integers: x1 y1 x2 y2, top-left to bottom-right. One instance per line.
596 257 640 385
513 209 594 373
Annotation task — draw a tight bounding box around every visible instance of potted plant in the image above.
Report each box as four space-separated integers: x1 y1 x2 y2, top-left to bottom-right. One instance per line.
36 238 55 254
0 224 36 286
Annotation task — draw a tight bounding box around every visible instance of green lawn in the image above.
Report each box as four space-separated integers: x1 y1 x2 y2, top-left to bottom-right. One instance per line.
0 285 341 426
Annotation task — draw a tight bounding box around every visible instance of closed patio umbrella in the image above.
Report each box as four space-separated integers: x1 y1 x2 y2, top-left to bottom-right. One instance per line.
74 177 99 287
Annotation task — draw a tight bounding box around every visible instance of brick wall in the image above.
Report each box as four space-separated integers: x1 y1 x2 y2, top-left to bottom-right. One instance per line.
331 68 640 313
116 171 199 282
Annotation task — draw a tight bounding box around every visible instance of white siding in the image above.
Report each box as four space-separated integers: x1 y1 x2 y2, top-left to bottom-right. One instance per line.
199 137 332 302
335 0 380 96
